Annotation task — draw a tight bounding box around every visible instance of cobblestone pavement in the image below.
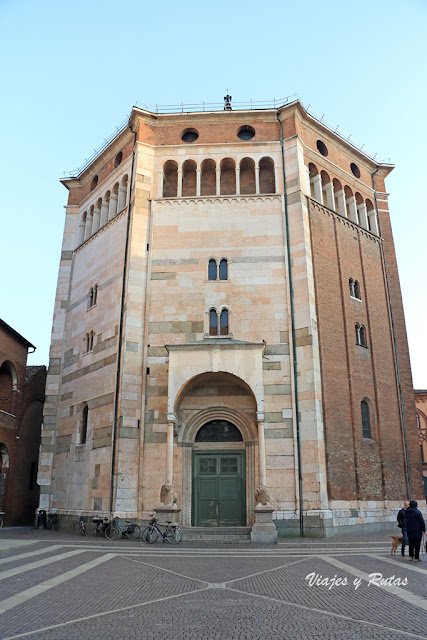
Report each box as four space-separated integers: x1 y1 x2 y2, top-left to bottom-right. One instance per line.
0 529 426 639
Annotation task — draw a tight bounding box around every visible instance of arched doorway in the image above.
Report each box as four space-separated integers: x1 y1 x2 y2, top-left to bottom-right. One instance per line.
174 371 258 527
193 420 245 526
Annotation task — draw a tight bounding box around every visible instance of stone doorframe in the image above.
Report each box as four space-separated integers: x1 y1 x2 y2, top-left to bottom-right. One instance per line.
176 406 257 526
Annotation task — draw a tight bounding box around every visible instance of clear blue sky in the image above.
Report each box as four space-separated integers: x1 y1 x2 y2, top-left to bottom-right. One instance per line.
1 0 426 387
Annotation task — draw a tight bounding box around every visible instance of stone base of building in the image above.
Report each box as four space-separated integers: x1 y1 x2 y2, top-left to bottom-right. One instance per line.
250 507 278 544
274 504 427 538
154 506 181 525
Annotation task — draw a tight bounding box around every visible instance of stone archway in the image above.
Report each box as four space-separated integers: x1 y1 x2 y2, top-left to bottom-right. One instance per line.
175 372 258 526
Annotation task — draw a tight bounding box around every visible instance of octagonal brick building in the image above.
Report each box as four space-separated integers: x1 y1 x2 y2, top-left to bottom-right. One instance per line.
37 98 425 537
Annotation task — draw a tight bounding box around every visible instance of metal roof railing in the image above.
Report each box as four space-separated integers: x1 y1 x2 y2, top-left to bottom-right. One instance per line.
62 94 391 178
63 117 130 178
134 95 297 114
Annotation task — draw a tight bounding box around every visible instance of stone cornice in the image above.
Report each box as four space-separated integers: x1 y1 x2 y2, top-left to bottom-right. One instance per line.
155 194 281 206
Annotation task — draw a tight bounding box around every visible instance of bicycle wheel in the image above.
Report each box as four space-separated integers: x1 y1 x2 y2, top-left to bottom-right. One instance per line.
166 526 183 544
128 525 140 540
142 526 158 544
74 522 82 535
0 516 3 528
93 525 100 536
105 525 120 540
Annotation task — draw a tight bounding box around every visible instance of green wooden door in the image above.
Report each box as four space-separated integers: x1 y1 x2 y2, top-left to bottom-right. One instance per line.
193 452 245 526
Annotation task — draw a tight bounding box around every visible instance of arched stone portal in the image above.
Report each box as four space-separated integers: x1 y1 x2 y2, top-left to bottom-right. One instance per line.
174 371 258 526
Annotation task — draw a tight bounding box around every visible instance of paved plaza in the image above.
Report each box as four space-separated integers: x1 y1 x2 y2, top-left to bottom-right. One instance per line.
0 528 426 639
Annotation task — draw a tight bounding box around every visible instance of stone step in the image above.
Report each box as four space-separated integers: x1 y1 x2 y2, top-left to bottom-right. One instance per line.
182 527 251 542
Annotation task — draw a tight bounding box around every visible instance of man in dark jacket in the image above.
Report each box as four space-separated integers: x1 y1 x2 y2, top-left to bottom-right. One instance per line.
397 500 409 556
405 500 426 562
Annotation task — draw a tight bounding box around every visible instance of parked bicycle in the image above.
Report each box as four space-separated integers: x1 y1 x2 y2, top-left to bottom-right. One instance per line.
46 511 59 531
74 516 86 536
92 516 109 537
141 516 182 544
105 518 140 540
0 511 4 528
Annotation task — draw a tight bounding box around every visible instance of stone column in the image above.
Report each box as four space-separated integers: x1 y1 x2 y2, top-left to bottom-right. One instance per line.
100 201 109 227
118 185 127 212
92 205 100 233
216 167 221 196
358 203 369 230
108 192 118 221
274 165 280 194
196 168 201 196
336 190 347 217
158 171 164 198
177 169 182 198
251 411 277 544
235 166 240 195
166 418 174 485
77 221 85 246
368 211 379 235
156 413 180 524
257 413 266 486
347 196 358 224
323 182 334 210
84 213 93 241
311 175 323 203
255 164 260 195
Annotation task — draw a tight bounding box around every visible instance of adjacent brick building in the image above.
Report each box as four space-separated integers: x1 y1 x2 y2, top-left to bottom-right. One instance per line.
38 98 425 536
0 320 46 525
415 390 427 501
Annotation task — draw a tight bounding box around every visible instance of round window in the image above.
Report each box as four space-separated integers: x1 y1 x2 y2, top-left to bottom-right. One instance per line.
350 162 361 178
316 140 328 157
114 151 123 168
181 128 199 143
237 126 255 141
90 175 98 191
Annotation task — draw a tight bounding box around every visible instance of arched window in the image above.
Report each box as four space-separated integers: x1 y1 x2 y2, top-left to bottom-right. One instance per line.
88 287 94 310
89 331 94 352
366 199 378 235
417 412 427 463
209 309 218 336
239 157 256 195
259 157 275 194
163 160 178 198
101 191 110 227
182 160 197 197
349 279 361 300
109 183 119 219
195 420 242 442
93 284 98 306
80 405 88 445
201 159 216 196
208 260 217 281
84 333 90 353
308 163 321 202
220 158 236 195
118 175 128 212
356 324 367 347
320 171 333 209
354 281 361 300
361 401 371 439
332 179 343 215
219 259 228 280
220 309 229 335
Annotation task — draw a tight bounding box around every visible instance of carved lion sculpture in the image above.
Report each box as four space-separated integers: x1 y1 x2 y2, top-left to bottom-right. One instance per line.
255 484 271 507
159 484 178 508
